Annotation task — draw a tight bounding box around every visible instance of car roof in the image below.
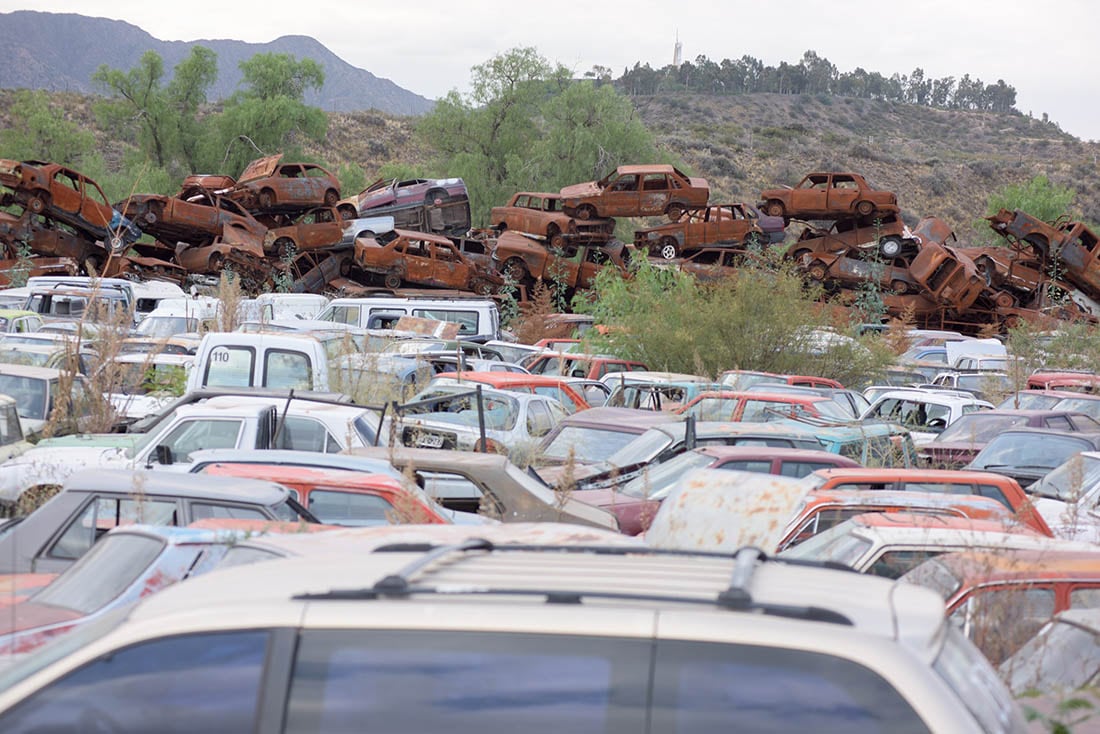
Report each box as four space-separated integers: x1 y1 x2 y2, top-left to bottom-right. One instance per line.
929 548 1100 586
553 406 681 431
805 489 1015 515
187 449 400 478
123 524 944 656
0 363 63 379
61 469 291 506
432 372 576 388
812 467 1021 485
696 445 856 462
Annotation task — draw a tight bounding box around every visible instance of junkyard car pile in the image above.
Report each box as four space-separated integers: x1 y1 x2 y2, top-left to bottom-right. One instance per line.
5 159 1100 727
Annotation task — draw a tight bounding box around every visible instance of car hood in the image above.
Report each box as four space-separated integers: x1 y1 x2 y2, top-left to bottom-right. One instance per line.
237 154 283 183
559 181 601 199
1033 497 1100 543
0 573 58 608
0 445 132 502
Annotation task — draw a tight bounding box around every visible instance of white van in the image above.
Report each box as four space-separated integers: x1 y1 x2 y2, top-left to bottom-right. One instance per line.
252 293 329 322
136 297 221 338
129 281 187 322
315 296 500 340
186 331 359 393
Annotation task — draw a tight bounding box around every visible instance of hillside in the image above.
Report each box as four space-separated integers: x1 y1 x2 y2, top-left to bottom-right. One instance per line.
0 11 432 115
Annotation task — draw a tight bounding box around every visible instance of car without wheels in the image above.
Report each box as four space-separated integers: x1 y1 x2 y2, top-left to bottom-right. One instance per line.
354 229 502 294
490 192 613 248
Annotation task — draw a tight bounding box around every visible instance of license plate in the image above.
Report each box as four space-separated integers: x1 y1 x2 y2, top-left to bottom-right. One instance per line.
416 433 445 448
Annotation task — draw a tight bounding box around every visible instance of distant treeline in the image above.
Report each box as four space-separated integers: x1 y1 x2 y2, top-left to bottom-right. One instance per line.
609 50 1018 114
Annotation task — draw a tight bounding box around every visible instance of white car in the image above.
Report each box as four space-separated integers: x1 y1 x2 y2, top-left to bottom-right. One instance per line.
861 389 992 444
1027 451 1100 542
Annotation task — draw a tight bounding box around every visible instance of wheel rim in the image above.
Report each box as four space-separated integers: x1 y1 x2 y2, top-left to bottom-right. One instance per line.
29 197 45 214
324 189 338 207
384 272 401 289
667 204 684 221
576 206 594 221
659 239 678 260
504 259 526 281
857 201 874 216
808 262 827 280
881 239 901 257
766 201 784 217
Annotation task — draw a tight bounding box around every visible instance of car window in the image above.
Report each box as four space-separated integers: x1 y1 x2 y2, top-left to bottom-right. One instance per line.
526 400 553 438
189 503 270 522
50 497 178 560
35 533 166 615
867 549 944 579
0 631 270 732
285 630 649 734
264 349 312 390
1070 587 1100 608
276 416 337 453
652 640 929 734
780 461 840 479
959 587 1056 664
158 419 244 463
203 345 254 388
717 459 772 474
1045 415 1073 431
307 490 396 526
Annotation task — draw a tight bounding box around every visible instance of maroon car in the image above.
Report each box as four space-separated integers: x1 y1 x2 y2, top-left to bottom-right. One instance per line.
921 409 1100 468
572 446 860 535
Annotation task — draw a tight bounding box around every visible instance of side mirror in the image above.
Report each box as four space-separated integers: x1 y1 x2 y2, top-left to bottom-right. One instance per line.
153 444 174 465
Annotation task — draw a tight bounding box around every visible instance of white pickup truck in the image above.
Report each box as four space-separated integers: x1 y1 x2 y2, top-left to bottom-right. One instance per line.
0 394 383 507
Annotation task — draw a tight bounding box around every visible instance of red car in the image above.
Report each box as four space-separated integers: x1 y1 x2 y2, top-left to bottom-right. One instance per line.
228 154 341 213
432 372 590 414
572 446 860 535
201 463 449 526
674 390 853 422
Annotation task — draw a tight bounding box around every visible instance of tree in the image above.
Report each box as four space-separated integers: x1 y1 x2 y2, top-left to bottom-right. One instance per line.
578 259 891 386
0 90 94 165
418 47 659 225
979 175 1077 245
209 53 327 175
92 47 218 173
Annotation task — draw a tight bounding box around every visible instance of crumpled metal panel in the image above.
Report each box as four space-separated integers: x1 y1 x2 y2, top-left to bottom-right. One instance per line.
644 468 811 554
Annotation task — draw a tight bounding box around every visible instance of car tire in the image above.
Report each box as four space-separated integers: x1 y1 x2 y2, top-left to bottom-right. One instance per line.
502 258 528 282
28 196 46 214
765 200 785 218
666 203 685 221
856 200 875 216
258 189 275 209
880 236 904 258
575 205 596 221
659 237 679 260
384 271 402 289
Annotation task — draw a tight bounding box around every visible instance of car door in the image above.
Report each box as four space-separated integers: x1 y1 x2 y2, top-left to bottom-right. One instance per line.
602 173 640 217
402 237 435 284
296 208 343 251
427 240 469 288
827 174 860 213
791 174 829 215
639 173 671 216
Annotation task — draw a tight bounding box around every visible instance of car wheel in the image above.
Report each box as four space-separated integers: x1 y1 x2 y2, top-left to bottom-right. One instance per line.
856 200 875 216
547 225 565 249
338 204 357 221
28 196 46 214
880 236 904 258
384 271 402 289
503 258 528 282
807 260 828 281
765 200 785 218
789 248 812 262
575 205 596 221
473 279 495 296
666 203 685 221
274 237 296 258
427 189 448 205
659 237 679 260
258 189 275 209
890 279 911 295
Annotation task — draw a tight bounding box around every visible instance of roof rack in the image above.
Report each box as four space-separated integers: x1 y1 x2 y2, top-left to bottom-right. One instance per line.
292 541 852 626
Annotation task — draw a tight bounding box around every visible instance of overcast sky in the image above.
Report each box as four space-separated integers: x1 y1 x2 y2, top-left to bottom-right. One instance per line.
4 0 1099 141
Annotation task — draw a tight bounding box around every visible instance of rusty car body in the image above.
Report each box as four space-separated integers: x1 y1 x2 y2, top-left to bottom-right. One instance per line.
177 173 236 199
353 228 502 293
673 246 772 283
803 250 922 294
988 208 1100 302
786 212 911 261
559 165 710 221
908 241 986 311
490 192 613 248
634 203 767 259
0 210 101 265
490 230 632 289
119 192 267 247
0 160 141 250
228 154 341 213
263 207 394 255
760 172 898 220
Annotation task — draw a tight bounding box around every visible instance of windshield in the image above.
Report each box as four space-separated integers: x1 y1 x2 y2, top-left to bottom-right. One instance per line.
603 428 676 469
540 425 640 463
413 391 519 432
1002 618 1100 695
33 532 167 615
935 414 1031 444
136 316 196 338
779 521 872 568
997 393 1062 411
0 373 48 421
619 450 717 499
114 363 187 396
1054 397 1100 420
1029 453 1100 501
935 625 1024 733
971 433 1092 473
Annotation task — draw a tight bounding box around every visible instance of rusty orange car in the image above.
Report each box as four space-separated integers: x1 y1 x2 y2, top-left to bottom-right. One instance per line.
228 154 341 213
119 191 267 247
559 165 709 221
634 203 767 259
0 160 141 250
490 192 613 248
490 231 632 289
353 228 502 293
759 171 898 220
804 467 1052 536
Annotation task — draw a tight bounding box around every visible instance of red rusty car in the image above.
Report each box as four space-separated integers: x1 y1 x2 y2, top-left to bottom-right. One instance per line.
490 192 613 248
903 547 1100 664
490 231 632 289
201 463 449 526
572 445 860 535
804 467 1052 536
560 165 709 221
119 191 267 247
0 159 141 250
228 154 341 213
759 172 898 220
431 371 591 414
353 228 502 293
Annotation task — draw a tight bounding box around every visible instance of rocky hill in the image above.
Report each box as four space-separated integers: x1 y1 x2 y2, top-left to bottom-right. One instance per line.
0 11 432 115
